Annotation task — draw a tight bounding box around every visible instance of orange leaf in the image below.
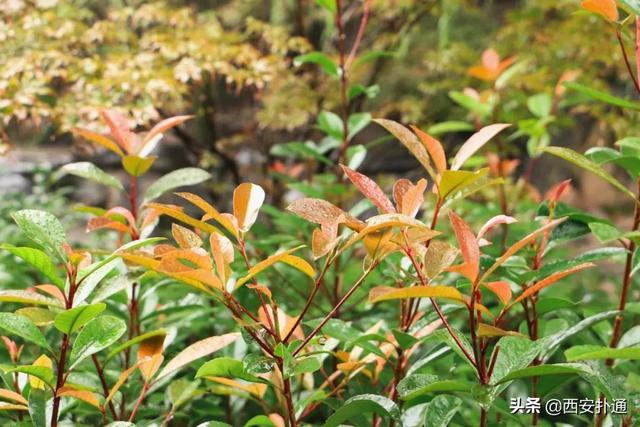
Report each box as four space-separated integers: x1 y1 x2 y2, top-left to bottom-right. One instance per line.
287 198 349 226
581 0 618 21
0 389 27 405
447 212 480 282
72 128 124 157
341 165 396 214
233 183 266 232
399 179 427 218
172 224 203 249
138 334 166 381
87 217 129 234
411 126 447 173
514 263 594 304
34 284 65 304
483 281 512 304
57 387 100 409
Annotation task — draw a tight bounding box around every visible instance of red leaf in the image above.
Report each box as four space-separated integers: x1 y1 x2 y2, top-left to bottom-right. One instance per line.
447 211 480 282
514 263 594 304
483 281 512 304
341 165 396 214
545 179 572 204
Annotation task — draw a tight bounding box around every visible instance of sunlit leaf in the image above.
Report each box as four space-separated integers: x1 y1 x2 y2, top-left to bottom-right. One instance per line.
175 192 238 237
235 246 313 288
233 183 266 232
57 387 100 409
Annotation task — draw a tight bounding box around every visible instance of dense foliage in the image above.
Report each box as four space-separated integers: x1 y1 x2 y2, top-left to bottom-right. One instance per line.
1 0 640 426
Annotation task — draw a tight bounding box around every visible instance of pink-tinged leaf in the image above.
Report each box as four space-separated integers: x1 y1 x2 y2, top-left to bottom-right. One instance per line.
545 179 572 204
393 179 412 210
483 281 512 304
341 165 396 214
100 110 136 155
144 115 193 144
447 212 480 282
286 198 349 225
514 263 594 304
105 207 136 229
481 217 567 281
476 215 517 246
411 125 447 173
156 332 240 380
482 49 500 70
451 124 511 170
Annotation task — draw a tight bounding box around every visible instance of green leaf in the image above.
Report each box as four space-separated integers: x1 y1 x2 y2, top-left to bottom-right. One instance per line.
542 310 620 361
346 144 367 170
317 110 344 139
397 374 471 400
0 313 50 351
565 345 640 361
348 84 380 100
293 356 321 376
427 121 474 135
0 290 62 308
16 307 56 326
427 329 475 368
28 389 51 427
69 315 127 369
315 0 337 13
270 141 333 165
490 337 540 387
424 395 462 427
167 378 200 409
244 415 275 427
616 136 640 156
585 147 621 164
12 210 67 262
54 303 106 335
448 91 491 116
564 82 640 110
527 93 552 118
293 52 339 77
196 357 262 383
0 245 64 288
619 0 640 16
324 394 401 427
589 222 624 243
353 50 395 67
79 237 165 281
542 146 636 200
74 257 123 305
106 329 167 363
143 167 211 203
57 162 124 191
497 363 591 384
347 113 371 140
392 329 419 350
10 366 54 390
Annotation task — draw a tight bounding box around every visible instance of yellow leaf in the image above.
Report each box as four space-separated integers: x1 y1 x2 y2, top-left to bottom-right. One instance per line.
0 404 28 411
176 192 239 237
280 255 316 278
0 389 27 405
30 355 52 390
122 155 156 177
477 323 526 338
205 376 267 398
581 0 618 21
146 203 223 235
368 285 465 304
438 169 488 199
235 246 309 289
233 183 265 232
